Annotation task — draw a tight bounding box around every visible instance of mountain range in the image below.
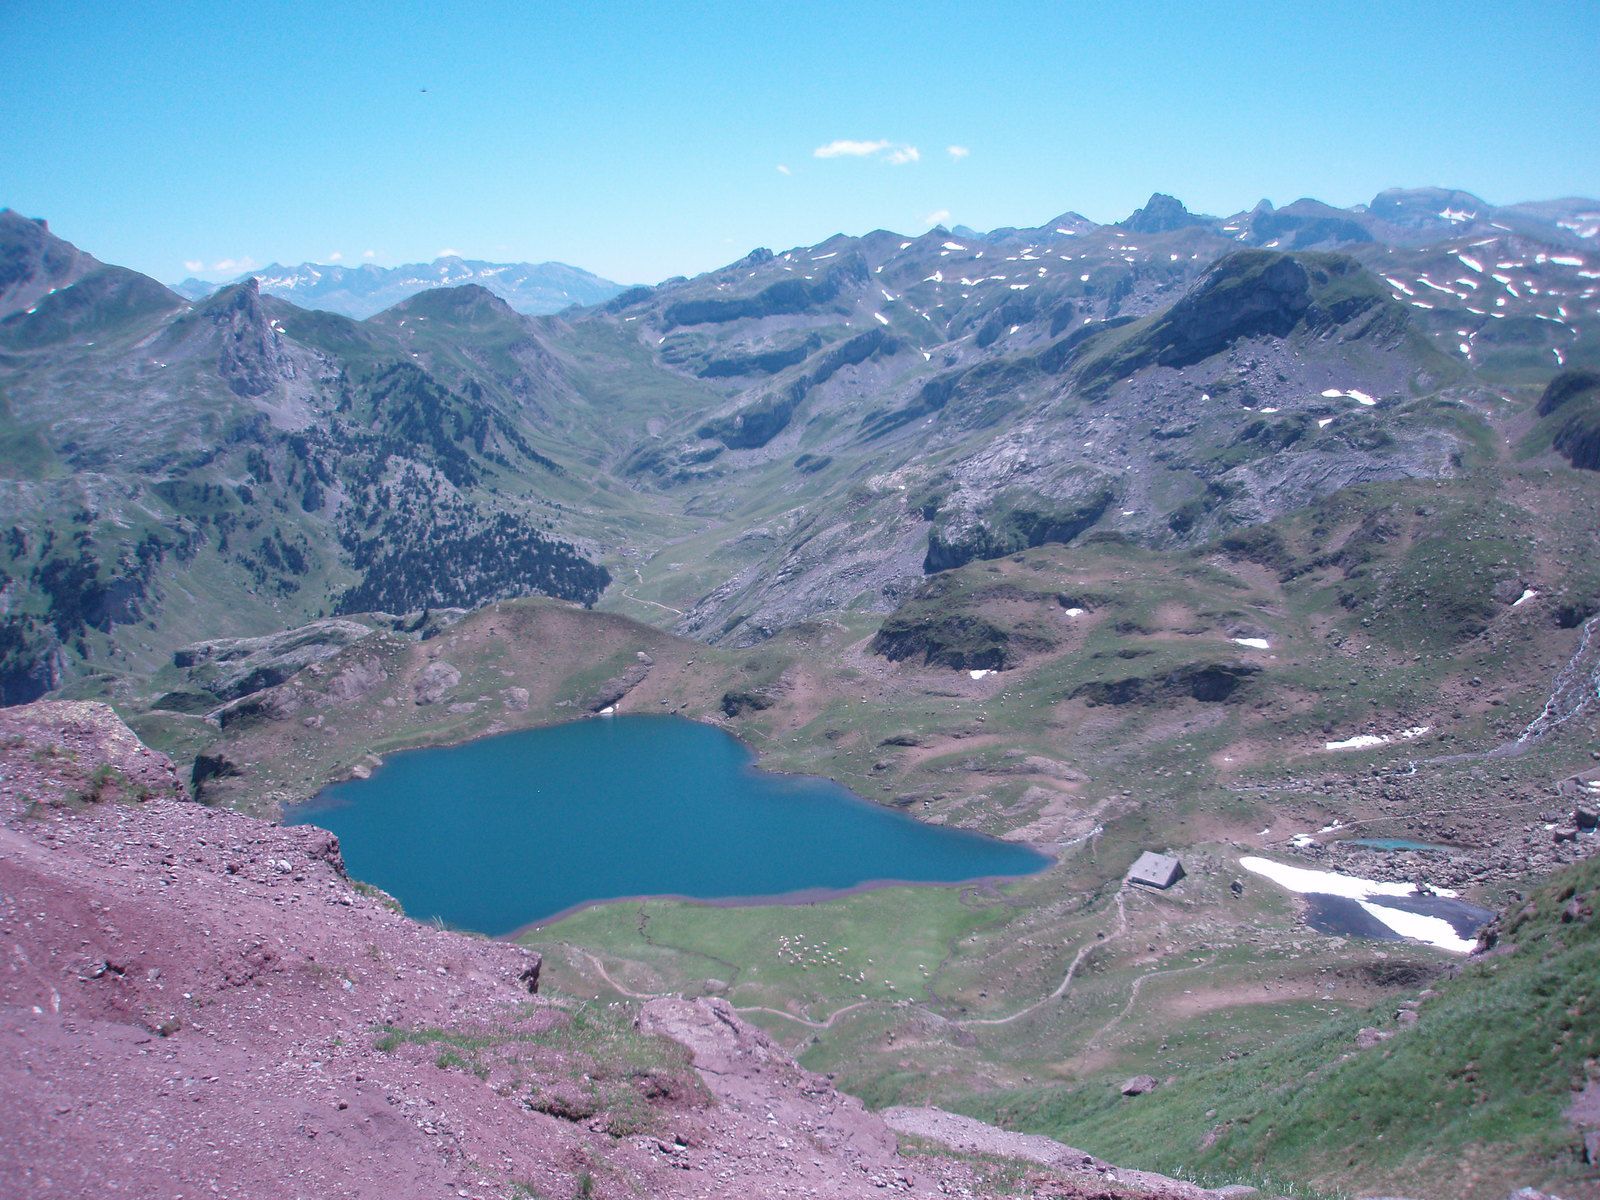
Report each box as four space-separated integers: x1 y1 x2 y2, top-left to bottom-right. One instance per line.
1 185 1597 700
172 254 628 318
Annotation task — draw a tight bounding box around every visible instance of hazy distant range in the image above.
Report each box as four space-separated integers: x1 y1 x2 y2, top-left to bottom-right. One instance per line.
173 256 628 319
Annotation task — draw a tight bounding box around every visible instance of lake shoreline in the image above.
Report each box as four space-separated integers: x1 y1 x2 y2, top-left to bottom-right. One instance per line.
503 867 1054 938
289 707 1070 854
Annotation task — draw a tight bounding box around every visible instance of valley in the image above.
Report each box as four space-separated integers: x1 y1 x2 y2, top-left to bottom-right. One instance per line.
3 186 1600 1199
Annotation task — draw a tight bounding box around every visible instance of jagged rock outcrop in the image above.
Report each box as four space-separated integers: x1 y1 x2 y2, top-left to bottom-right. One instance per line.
204 278 299 397
1119 192 1208 234
163 619 377 709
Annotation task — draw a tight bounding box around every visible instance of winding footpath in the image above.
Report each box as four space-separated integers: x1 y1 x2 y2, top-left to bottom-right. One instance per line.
570 890 1136 1036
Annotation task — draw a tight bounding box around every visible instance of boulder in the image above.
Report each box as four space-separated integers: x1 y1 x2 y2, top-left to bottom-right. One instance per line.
326 657 387 702
1120 1074 1159 1096
412 661 461 705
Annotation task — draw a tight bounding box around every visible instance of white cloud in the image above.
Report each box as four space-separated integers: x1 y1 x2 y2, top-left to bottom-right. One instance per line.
328 251 343 262
924 209 952 226
946 145 970 159
183 259 203 273
776 163 792 176
437 248 462 258
362 249 376 259
813 138 920 165
211 256 257 273
814 138 891 158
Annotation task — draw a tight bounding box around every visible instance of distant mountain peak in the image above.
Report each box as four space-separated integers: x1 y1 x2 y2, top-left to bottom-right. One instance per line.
1119 193 1208 234
1368 186 1491 228
0 209 104 320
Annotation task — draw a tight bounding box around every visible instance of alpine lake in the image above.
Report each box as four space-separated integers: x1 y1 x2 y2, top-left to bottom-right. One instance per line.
288 715 1051 936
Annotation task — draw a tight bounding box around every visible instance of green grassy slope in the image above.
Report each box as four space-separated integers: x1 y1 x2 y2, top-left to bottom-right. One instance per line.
959 856 1600 1200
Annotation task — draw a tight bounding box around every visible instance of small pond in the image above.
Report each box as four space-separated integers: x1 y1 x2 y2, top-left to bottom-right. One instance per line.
288 715 1050 935
1343 838 1457 854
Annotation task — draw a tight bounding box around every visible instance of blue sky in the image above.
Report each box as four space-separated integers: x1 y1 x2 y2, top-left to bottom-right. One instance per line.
4 2 1597 285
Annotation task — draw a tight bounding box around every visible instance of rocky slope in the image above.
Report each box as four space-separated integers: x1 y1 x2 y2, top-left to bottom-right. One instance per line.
0 701 1232 1199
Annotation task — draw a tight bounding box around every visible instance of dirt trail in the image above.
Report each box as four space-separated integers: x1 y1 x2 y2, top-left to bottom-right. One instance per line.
574 886 1137 1037
573 948 878 1031
1081 955 1219 1046
955 891 1128 1028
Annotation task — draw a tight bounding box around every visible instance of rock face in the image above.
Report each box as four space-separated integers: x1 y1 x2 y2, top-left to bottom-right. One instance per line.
1538 370 1600 471
201 278 300 397
586 661 650 712
0 701 1209 1199
412 660 461 704
164 619 377 709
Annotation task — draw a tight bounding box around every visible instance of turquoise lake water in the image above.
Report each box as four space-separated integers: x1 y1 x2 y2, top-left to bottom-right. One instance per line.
287 715 1051 935
1344 838 1456 853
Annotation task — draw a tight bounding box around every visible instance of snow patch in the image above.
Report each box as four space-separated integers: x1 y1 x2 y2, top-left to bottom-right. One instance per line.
1512 588 1537 607
1232 637 1271 650
1244 860 1475 952
969 669 993 680
1325 734 1388 750
1324 727 1430 751
1241 855 1459 902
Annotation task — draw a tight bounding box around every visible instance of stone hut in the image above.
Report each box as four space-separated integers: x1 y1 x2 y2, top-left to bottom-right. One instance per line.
1127 851 1185 889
